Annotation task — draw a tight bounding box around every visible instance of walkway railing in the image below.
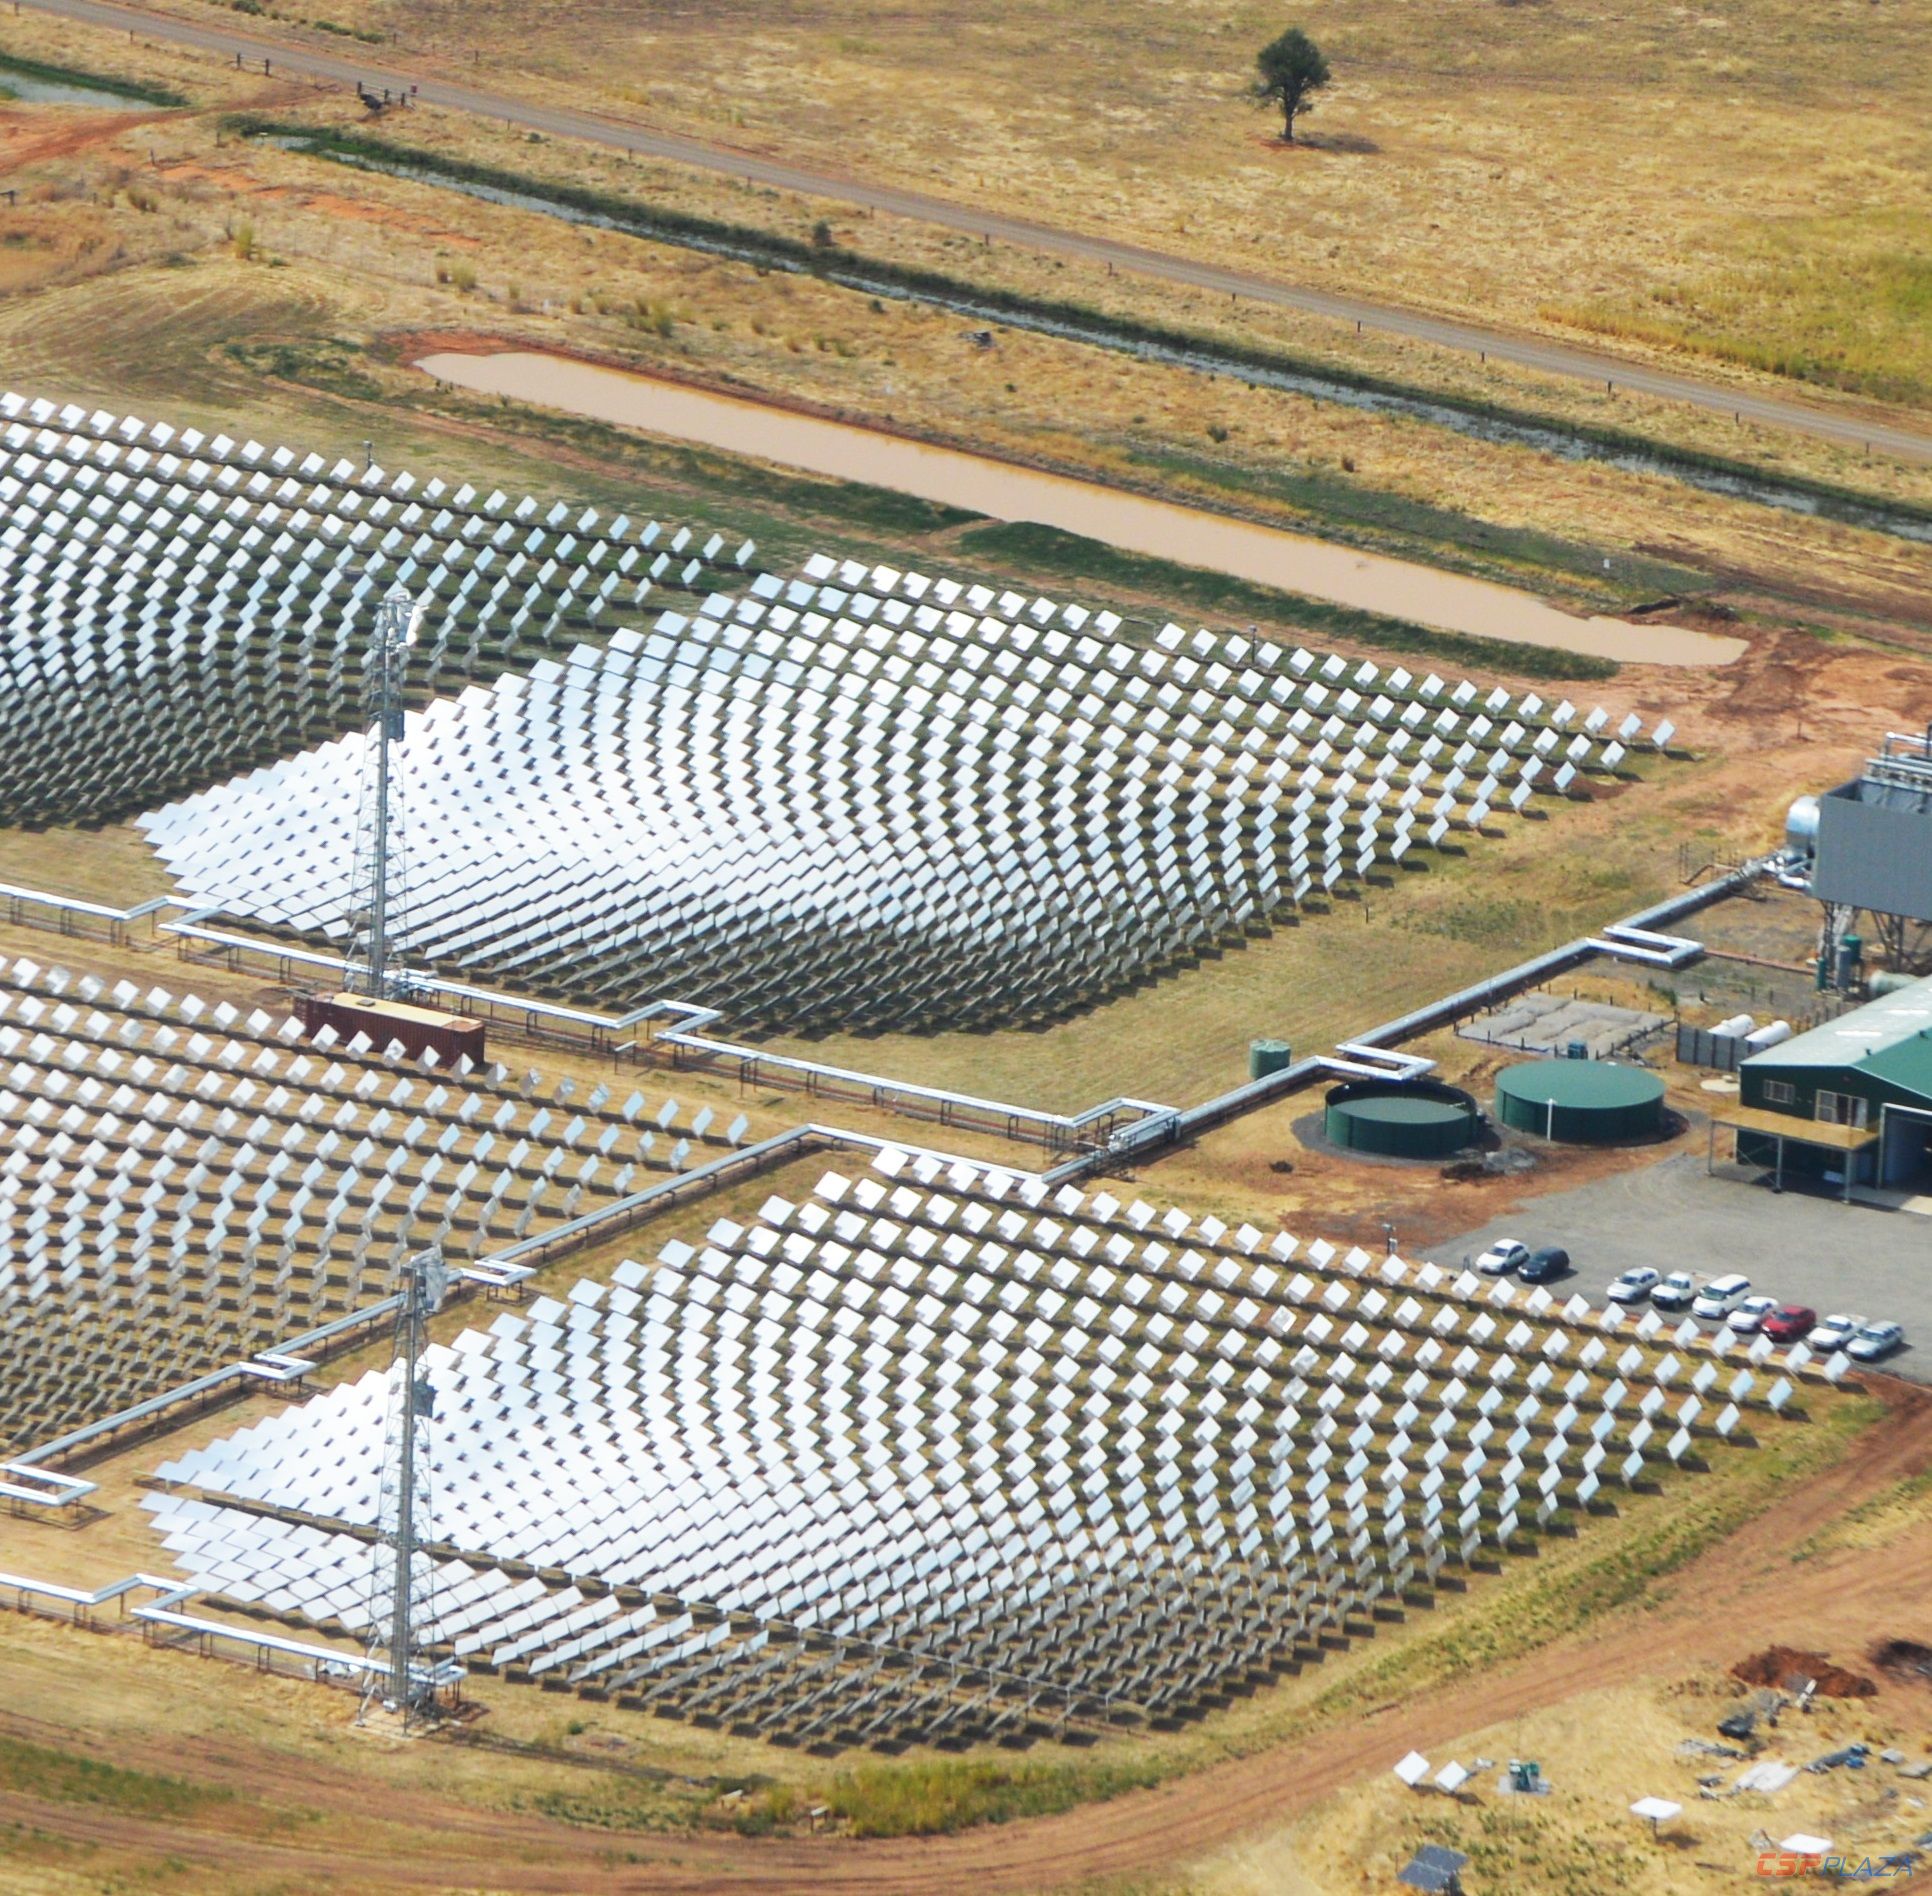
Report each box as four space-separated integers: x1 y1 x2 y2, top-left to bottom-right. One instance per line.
0 882 171 947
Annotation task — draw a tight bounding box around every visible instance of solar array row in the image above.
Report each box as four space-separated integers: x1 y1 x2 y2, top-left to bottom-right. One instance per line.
149 1154 1801 1747
0 955 759 1451
0 390 748 824
141 552 1658 1031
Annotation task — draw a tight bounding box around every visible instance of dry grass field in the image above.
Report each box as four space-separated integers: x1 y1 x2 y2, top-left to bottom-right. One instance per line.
88 0 1932 413
6 47 1932 639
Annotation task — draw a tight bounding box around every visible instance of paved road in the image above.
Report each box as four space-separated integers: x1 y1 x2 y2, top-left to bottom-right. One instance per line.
24 0 1932 467
1437 1151 1928 1383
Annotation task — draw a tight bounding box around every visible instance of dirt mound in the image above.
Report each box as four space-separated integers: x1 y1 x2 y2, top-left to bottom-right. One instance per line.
1871 1640 1932 1688
1732 1646 1876 1698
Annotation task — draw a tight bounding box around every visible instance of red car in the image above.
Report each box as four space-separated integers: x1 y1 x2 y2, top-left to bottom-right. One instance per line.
1762 1304 1817 1343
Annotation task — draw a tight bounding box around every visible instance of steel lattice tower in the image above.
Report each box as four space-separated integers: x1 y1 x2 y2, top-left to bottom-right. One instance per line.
357 1246 449 1728
345 583 422 998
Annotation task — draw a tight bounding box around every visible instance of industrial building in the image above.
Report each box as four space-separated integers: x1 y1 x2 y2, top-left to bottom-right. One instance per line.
1714 973 1932 1198
1788 728 1932 982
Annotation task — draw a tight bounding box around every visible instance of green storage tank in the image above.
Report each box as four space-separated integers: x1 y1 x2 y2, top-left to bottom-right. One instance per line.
1324 1079 1481 1158
1494 1059 1665 1143
1249 1038 1293 1080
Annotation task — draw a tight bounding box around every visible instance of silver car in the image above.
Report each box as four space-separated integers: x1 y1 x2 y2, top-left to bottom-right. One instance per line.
1847 1321 1905 1362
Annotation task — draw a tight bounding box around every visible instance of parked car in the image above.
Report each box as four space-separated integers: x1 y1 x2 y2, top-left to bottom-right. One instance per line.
1651 1271 1698 1313
1475 1239 1530 1276
1519 1246 1571 1284
1606 1267 1662 1306
1693 1273 1753 1320
1847 1321 1906 1362
1727 1294 1781 1335
1762 1304 1818 1343
1809 1313 1867 1354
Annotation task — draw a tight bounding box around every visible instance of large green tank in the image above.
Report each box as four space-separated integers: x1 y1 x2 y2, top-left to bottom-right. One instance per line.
1324 1079 1481 1158
1494 1059 1665 1143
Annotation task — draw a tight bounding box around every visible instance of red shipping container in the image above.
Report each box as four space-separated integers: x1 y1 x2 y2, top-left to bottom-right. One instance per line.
298 991 486 1066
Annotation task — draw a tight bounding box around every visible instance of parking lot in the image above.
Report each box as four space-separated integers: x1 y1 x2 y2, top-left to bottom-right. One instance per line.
1435 1153 1928 1383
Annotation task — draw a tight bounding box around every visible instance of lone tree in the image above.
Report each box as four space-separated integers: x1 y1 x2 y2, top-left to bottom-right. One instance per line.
1252 27 1331 142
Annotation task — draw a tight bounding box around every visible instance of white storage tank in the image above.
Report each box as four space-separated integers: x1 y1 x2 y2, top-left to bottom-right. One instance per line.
1744 1019 1793 1052
1785 793 1820 860
1713 1013 1757 1039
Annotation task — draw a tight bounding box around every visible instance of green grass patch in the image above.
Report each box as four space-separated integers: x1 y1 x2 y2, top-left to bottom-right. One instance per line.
1553 211 1932 410
955 520 1619 681
309 17 385 41
0 51 186 106
0 1733 233 1820
523 1782 706 1831
227 335 391 404
825 1755 1166 1837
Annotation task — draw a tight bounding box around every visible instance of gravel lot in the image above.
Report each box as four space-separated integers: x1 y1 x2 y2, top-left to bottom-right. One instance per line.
1434 1152 1927 1382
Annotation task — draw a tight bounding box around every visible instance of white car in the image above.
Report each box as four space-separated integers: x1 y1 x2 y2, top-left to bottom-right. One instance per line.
1692 1273 1753 1320
1650 1270 1698 1313
1727 1294 1781 1335
1847 1321 1905 1362
1606 1267 1661 1305
1809 1313 1867 1354
1475 1240 1530 1276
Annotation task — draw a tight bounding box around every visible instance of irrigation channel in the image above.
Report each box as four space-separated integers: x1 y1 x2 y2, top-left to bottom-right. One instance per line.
0 62 160 106
416 349 1745 668
271 138 1932 552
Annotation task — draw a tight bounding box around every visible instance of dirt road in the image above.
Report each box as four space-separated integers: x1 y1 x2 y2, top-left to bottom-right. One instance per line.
6 1380 1927 1894
17 0 1932 467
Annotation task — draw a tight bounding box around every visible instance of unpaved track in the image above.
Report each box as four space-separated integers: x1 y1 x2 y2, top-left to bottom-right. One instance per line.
7 1382 1928 1894
17 0 1932 467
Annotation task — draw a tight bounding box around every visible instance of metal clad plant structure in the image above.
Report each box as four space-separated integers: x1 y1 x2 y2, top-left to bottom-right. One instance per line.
1798 730 1932 978
1493 1060 1666 1143
1813 734 1932 926
1323 1079 1481 1158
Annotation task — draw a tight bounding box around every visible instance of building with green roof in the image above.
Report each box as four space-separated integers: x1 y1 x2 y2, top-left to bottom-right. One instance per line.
1713 974 1932 1197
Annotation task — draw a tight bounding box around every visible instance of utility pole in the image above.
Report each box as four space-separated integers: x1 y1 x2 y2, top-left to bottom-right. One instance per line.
347 584 422 998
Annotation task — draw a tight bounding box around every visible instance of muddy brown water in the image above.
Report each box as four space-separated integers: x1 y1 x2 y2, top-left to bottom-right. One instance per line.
416 349 1745 668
